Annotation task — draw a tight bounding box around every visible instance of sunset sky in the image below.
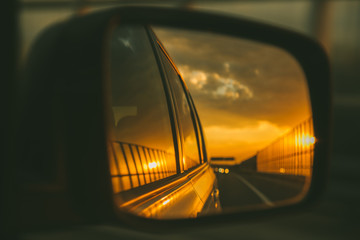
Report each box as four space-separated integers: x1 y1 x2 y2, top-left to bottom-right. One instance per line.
154 27 311 163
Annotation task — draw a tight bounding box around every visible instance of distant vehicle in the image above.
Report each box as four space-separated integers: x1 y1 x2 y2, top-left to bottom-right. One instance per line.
210 156 236 167
210 157 235 161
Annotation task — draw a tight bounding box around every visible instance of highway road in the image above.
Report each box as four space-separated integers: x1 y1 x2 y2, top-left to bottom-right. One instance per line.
214 167 307 211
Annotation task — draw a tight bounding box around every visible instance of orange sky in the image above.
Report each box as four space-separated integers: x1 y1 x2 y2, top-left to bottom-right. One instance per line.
154 27 311 163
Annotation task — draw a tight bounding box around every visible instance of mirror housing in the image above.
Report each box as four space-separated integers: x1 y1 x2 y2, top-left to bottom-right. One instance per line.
18 6 331 231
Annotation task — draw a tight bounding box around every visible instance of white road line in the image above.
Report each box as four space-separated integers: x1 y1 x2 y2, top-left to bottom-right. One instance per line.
232 172 274 207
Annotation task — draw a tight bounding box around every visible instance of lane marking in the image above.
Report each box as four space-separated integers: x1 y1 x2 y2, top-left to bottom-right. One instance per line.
232 173 274 207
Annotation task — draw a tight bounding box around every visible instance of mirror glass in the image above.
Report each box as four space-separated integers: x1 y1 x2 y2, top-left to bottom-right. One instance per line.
106 24 314 219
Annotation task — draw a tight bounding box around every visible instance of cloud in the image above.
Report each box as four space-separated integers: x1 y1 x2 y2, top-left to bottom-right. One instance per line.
178 65 253 100
178 65 207 89
211 73 253 100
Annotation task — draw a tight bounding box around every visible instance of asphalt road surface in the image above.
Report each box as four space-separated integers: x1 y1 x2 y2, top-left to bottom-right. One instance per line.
214 167 306 211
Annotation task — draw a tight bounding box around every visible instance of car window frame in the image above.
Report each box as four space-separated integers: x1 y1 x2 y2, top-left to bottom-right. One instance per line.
151 31 204 170
147 26 207 172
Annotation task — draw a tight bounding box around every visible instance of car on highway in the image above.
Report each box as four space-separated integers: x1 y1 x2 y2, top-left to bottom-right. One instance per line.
107 24 220 218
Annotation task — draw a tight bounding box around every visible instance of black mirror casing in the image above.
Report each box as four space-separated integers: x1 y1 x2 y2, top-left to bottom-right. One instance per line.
18 11 116 226
18 6 331 232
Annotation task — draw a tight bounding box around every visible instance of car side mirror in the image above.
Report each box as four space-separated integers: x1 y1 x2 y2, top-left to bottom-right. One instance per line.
19 6 331 231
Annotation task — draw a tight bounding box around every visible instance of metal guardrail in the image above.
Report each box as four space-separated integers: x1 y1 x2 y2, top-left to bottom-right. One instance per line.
257 117 314 176
110 141 177 192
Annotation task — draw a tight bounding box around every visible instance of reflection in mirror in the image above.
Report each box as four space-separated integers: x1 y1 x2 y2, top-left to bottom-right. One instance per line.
106 24 313 219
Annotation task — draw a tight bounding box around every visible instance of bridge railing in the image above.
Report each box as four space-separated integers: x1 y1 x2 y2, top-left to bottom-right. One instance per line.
257 117 315 176
109 141 177 193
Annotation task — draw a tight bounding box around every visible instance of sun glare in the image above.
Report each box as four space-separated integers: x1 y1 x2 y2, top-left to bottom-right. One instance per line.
148 162 157 169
